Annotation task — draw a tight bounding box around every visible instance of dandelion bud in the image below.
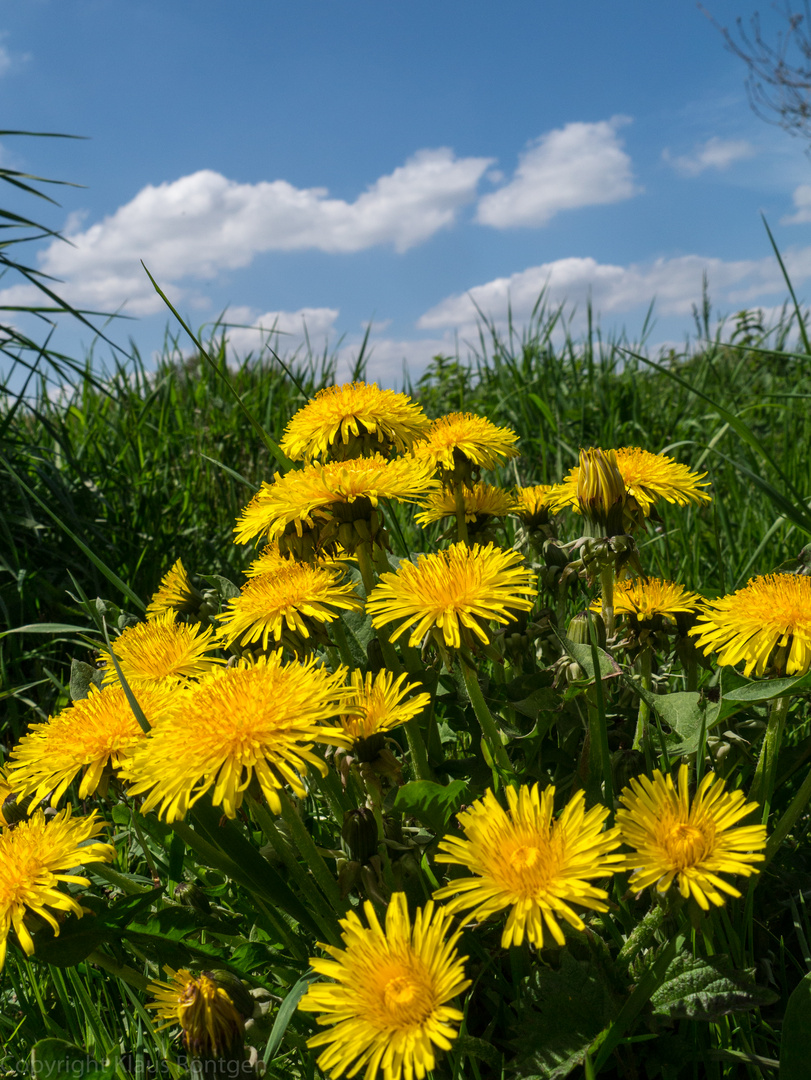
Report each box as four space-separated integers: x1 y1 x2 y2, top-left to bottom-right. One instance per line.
577 448 626 537
341 807 379 865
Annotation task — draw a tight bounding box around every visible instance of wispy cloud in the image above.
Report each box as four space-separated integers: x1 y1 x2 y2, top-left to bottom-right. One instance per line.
0 31 30 76
0 149 493 315
662 136 755 177
782 184 811 225
418 249 810 332
476 117 639 228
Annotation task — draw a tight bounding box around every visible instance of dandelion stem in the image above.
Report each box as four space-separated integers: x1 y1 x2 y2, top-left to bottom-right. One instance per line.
600 563 615 639
279 790 346 917
453 482 469 545
459 656 512 773
356 541 377 597
762 760 811 869
751 693 791 810
632 646 654 768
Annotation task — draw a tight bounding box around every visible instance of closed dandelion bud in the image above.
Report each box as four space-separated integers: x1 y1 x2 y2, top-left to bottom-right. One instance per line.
542 539 570 568
577 448 626 537
341 807 379 864
566 611 605 649
174 881 211 915
354 517 371 543
339 522 358 551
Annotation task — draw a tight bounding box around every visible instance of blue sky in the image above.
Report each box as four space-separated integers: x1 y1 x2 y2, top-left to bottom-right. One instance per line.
3 0 811 385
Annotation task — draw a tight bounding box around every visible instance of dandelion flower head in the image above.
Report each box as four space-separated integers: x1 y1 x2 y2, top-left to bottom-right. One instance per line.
366 542 536 650
592 577 704 624
434 784 623 949
0 807 114 969
299 892 471 1080
413 412 519 482
690 572 811 678
280 382 430 462
123 653 350 820
616 764 766 910
6 683 178 805
100 612 222 691
513 484 555 527
415 482 518 528
146 559 202 620
148 967 244 1057
217 561 362 652
336 670 432 747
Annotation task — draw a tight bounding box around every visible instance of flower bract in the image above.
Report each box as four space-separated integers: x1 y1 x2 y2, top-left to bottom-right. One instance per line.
0 808 115 969
298 892 470 1080
366 542 536 649
122 654 350 820
433 785 623 948
690 573 811 677
616 764 766 909
280 382 430 462
6 683 178 805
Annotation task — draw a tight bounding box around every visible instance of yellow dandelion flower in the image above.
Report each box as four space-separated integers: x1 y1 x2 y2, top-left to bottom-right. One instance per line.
592 577 704 623
415 482 518 527
217 562 363 651
298 893 471 1080
122 654 350 820
617 765 766 909
148 967 244 1057
245 542 352 578
146 559 202 620
280 382 430 462
6 684 179 806
0 807 115 969
233 454 438 549
413 412 519 479
433 785 623 949
513 484 555 527
336 670 432 747
100 612 223 690
690 573 811 678
0 768 16 828
366 542 536 650
548 447 711 521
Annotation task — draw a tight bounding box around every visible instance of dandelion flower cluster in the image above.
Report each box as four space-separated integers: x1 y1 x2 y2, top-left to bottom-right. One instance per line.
616 765 766 909
123 654 350 820
299 892 470 1080
366 542 536 649
434 785 623 948
6 683 177 805
280 382 430 462
0 808 115 969
690 573 811 678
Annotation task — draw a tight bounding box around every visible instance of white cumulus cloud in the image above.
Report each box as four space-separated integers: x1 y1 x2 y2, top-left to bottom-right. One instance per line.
475 117 639 228
782 184 811 224
418 249 808 333
662 137 756 177
218 306 340 357
0 149 493 315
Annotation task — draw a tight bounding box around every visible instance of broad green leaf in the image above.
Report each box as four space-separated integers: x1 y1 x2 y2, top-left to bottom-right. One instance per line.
264 971 319 1064
69 657 104 701
31 1040 116 1080
394 780 468 835
780 971 811 1079
651 953 777 1021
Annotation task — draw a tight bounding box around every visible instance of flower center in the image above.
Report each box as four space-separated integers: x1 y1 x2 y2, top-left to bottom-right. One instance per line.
379 969 433 1027
663 822 708 868
509 844 541 872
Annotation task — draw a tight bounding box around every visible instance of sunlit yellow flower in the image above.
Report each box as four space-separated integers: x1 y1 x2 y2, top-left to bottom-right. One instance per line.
100 612 223 690
366 542 536 649
592 577 704 623
299 893 470 1080
434 785 623 949
0 807 114 969
690 573 811 678
617 765 766 910
413 412 519 483
123 654 350 820
280 382 430 462
415 482 517 527
146 559 202 620
6 684 178 805
336 670 431 747
513 484 555 527
217 562 363 651
548 447 711 523
0 768 16 828
233 454 438 550
245 543 352 578
148 967 244 1058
